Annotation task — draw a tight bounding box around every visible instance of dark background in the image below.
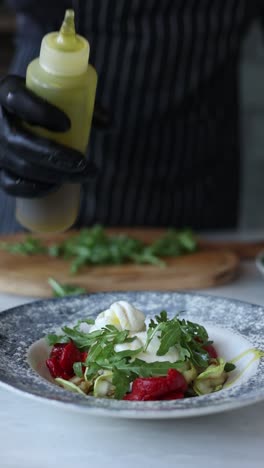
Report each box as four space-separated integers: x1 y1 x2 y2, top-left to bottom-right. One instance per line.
0 1 15 75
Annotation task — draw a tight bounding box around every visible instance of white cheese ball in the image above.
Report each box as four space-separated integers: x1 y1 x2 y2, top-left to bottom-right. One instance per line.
115 331 180 363
89 301 146 333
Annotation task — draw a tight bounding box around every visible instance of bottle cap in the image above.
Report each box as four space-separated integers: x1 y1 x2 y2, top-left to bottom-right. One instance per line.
39 10 90 76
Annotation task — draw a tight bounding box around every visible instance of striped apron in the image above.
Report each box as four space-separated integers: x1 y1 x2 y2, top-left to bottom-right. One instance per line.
2 0 260 231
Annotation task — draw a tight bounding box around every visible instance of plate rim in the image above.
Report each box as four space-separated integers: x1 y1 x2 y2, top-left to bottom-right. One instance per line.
1 290 264 419
1 377 264 420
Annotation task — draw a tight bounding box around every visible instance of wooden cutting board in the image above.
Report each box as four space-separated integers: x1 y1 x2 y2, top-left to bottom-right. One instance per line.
0 229 244 297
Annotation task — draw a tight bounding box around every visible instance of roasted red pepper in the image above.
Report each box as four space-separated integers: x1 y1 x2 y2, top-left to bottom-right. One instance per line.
203 344 218 359
46 341 86 380
46 356 71 380
59 341 83 374
195 337 218 359
123 368 187 401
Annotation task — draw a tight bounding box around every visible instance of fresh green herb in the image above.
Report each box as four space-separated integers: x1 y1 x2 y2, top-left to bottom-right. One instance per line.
47 315 189 398
111 369 132 400
73 362 84 378
149 310 168 328
146 229 197 257
156 320 182 356
46 317 95 346
224 362 236 372
147 313 210 369
0 237 47 255
46 307 221 399
74 318 95 327
112 359 187 399
0 225 198 273
46 334 70 346
48 278 87 297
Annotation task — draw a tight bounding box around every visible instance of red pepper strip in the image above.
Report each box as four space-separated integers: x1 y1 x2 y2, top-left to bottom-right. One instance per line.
58 341 83 374
46 357 70 380
195 337 218 359
160 392 184 400
123 369 187 401
50 343 67 360
46 341 86 380
203 344 218 359
81 351 88 362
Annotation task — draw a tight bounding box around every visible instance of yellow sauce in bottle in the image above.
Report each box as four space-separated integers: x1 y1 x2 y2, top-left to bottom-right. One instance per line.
16 10 97 232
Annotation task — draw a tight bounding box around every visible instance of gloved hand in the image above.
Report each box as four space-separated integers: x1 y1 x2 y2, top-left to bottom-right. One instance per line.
0 75 109 198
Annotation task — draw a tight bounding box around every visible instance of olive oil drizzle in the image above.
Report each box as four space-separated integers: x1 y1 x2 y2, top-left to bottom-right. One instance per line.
224 348 264 388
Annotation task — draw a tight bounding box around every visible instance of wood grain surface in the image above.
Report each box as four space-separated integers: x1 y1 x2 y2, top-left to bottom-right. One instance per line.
0 229 245 297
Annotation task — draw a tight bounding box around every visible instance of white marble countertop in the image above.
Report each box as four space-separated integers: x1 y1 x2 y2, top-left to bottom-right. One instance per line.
0 258 264 468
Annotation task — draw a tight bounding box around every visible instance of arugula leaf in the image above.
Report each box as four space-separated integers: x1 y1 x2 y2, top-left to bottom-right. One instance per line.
84 327 135 365
147 228 197 257
110 360 188 399
69 318 95 336
130 249 165 267
185 343 210 368
46 307 217 399
73 361 84 378
61 326 103 350
0 225 198 274
175 344 191 361
111 358 185 377
48 278 86 297
46 334 70 346
149 311 168 329
179 319 209 344
91 359 186 399
146 313 210 369
0 237 47 255
144 322 163 351
224 362 236 372
157 310 168 323
74 318 95 328
156 319 182 356
112 369 132 399
46 317 96 346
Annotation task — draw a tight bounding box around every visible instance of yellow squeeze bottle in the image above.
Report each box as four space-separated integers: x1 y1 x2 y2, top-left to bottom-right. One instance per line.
16 9 97 232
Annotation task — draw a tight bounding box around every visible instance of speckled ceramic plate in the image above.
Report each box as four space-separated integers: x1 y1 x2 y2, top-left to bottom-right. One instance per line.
0 291 264 419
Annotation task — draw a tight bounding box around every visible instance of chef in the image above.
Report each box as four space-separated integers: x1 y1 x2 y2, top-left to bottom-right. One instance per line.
0 0 263 232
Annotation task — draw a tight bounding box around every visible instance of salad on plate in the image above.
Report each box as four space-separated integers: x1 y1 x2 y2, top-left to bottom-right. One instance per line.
46 301 235 401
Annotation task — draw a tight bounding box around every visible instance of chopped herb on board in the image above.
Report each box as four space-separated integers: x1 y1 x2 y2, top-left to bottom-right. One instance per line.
0 225 198 273
0 237 47 255
48 278 86 297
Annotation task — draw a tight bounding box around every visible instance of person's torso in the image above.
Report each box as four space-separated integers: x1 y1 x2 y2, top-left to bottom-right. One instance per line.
78 0 254 228
5 0 260 230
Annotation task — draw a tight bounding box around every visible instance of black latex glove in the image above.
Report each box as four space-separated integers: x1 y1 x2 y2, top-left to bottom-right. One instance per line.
0 75 109 198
